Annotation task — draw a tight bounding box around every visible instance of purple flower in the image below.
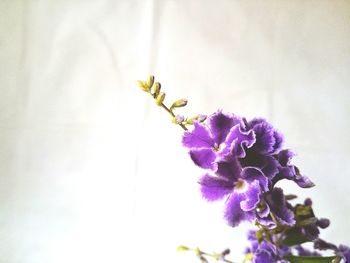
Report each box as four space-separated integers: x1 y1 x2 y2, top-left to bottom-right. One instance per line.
182 111 255 170
199 157 269 227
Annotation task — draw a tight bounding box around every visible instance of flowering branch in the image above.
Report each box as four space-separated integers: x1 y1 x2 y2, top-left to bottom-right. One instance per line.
138 76 350 263
137 76 207 131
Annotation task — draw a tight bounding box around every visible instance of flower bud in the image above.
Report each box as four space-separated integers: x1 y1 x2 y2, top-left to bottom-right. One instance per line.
152 82 161 97
156 92 165 106
296 205 312 216
137 80 150 92
317 218 330 229
197 114 207 122
304 198 312 206
185 116 196 125
199 256 208 263
147 75 154 88
221 248 230 257
285 194 298 200
170 99 188 110
173 115 185 124
176 246 189 252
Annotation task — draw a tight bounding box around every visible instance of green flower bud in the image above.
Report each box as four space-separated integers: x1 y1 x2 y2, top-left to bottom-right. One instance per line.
296 205 312 216
176 246 189 252
153 82 161 96
147 75 154 89
170 99 188 110
298 217 318 227
156 92 165 106
137 80 150 92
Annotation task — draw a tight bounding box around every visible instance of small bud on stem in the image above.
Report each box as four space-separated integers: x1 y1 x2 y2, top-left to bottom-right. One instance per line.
147 75 155 89
137 80 151 92
170 99 188 110
153 82 161 96
156 92 166 106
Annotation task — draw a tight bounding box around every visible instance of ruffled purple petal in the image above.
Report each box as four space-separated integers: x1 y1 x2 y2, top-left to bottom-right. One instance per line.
215 157 242 182
207 110 242 145
275 207 295 226
274 151 315 188
272 130 284 154
261 156 279 179
189 148 216 170
240 180 261 211
259 241 277 255
250 121 276 155
278 166 296 180
182 122 214 149
221 124 256 158
264 188 295 226
277 149 296 166
246 118 265 129
258 216 277 229
295 174 315 188
241 167 269 192
199 174 233 201
224 192 254 227
257 202 270 218
314 239 338 251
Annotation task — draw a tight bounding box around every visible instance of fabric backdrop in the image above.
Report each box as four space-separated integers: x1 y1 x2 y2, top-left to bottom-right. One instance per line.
1 1 349 262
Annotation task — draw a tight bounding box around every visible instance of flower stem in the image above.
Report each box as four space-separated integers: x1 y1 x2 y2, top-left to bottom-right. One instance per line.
160 102 188 131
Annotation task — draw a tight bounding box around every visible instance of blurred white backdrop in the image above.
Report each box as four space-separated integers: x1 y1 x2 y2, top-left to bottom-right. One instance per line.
0 1 350 262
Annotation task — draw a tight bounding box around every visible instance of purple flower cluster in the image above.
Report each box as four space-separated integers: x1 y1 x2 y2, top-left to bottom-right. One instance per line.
182 110 314 227
138 76 349 263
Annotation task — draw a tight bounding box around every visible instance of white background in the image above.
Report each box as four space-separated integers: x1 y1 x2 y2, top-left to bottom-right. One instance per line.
0 1 349 262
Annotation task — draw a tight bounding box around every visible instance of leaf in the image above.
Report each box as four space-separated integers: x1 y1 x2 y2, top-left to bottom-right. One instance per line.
284 255 336 263
282 230 311 246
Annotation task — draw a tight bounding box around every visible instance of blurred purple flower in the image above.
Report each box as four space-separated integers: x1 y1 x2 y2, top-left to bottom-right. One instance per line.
245 230 291 263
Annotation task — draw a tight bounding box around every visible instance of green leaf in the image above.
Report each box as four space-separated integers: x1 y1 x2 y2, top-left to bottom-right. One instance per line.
282 231 311 246
284 255 336 263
